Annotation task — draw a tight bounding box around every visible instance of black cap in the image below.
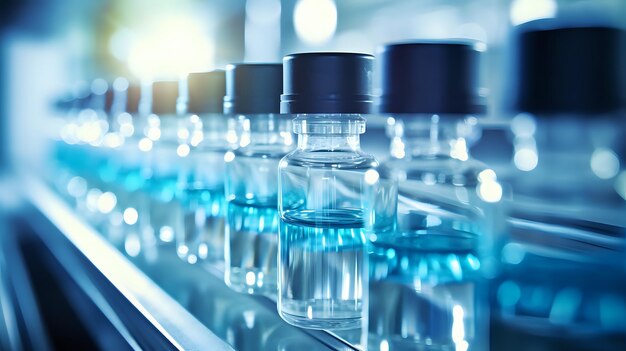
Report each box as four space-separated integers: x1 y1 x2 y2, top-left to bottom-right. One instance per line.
281 53 374 114
104 89 114 114
151 80 179 115
377 42 486 115
224 64 282 114
126 84 141 114
184 70 226 114
512 22 626 115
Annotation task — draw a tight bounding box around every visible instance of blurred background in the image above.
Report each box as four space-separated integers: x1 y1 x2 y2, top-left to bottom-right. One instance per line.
1 0 624 172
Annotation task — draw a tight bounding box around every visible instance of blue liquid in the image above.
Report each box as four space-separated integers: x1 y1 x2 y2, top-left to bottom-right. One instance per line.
225 201 279 295
178 186 226 263
491 219 626 351
368 230 482 350
278 208 367 330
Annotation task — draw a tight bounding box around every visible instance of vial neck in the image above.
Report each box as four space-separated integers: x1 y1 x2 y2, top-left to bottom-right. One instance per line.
391 114 473 161
297 134 361 151
183 113 236 148
239 114 293 148
293 114 365 152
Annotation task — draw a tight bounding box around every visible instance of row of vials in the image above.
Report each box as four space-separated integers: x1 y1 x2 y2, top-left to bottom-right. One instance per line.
49 21 626 351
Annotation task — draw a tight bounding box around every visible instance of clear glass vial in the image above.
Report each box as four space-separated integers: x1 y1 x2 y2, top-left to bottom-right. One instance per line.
278 53 377 330
175 70 232 265
76 79 114 226
223 63 289 294
369 42 498 351
491 23 626 351
139 81 184 251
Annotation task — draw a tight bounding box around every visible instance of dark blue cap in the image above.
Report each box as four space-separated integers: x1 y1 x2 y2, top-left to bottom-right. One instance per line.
126 84 141 114
224 64 282 114
150 80 179 115
104 89 114 114
512 22 626 115
184 70 226 114
377 41 486 115
281 52 374 114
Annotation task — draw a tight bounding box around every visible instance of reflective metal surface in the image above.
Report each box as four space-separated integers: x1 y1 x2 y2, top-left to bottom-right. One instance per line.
23 176 355 350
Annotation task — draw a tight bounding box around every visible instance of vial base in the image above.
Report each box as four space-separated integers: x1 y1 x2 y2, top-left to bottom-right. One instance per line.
279 210 366 330
369 231 482 351
178 187 226 264
225 201 279 295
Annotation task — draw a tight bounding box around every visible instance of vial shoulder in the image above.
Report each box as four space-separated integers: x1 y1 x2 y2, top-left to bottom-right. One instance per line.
379 156 488 186
233 145 293 160
281 149 378 170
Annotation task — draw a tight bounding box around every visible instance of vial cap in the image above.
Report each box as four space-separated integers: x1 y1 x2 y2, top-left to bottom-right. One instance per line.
512 22 626 115
184 70 226 114
223 63 282 115
126 84 141 114
377 41 486 115
150 80 179 115
104 89 114 114
281 52 374 114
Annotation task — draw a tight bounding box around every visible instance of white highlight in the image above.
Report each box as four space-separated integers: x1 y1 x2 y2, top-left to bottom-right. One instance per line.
477 169 497 182
379 339 389 351
159 226 174 242
478 180 503 203
147 127 161 141
198 243 209 259
138 138 153 152
177 144 190 157
187 255 198 265
293 0 337 45
450 138 469 161
177 128 190 140
477 169 502 203
514 148 539 172
364 169 380 185
510 0 557 25
452 305 468 351
246 272 256 286
226 130 238 144
97 192 117 214
224 151 235 163
177 245 189 257
127 15 214 80
123 208 139 225
591 148 620 180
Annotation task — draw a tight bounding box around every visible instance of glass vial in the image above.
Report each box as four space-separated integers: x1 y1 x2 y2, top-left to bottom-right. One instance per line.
175 70 232 265
278 53 377 330
492 23 626 351
223 64 290 294
139 81 183 255
370 42 497 350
